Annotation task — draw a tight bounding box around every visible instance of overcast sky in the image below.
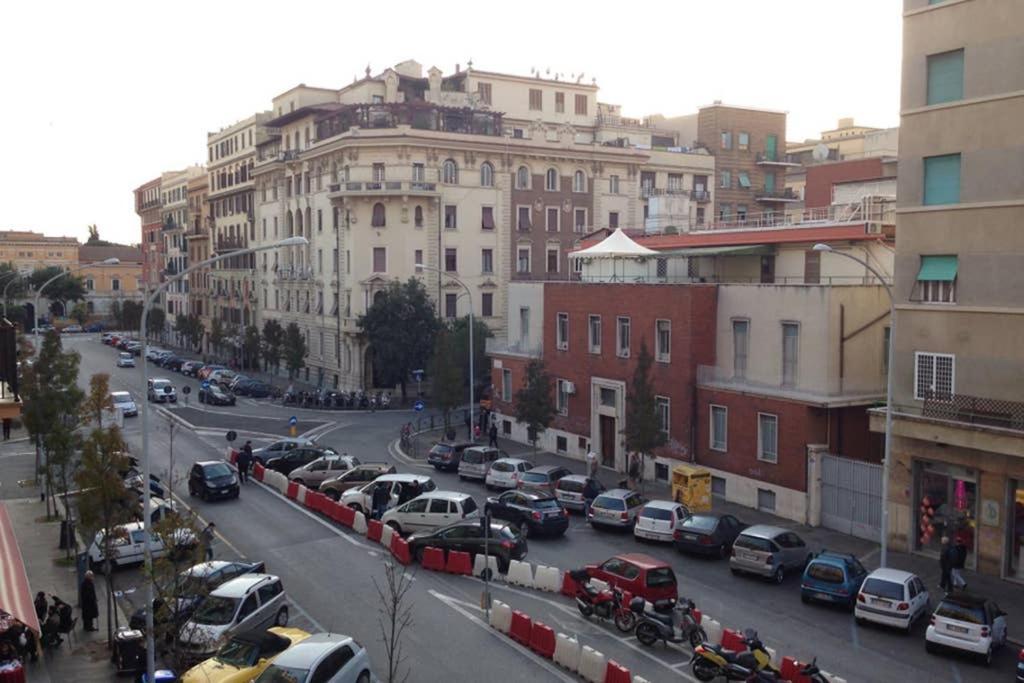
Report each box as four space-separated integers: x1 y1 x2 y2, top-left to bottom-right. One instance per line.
0 0 901 246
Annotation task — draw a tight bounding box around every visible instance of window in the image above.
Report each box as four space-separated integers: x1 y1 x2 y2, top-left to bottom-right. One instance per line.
371 202 386 227
480 162 494 187
574 94 588 116
444 204 457 229
573 170 586 193
804 249 821 284
556 380 569 416
556 312 569 350
588 315 602 354
519 307 530 342
655 319 670 362
482 292 493 317
333 248 339 273
609 175 620 194
710 405 727 451
372 247 386 273
412 163 425 183
574 208 587 233
545 168 558 191
616 317 630 358
609 211 619 228
516 166 530 190
445 293 457 318
372 163 385 182
738 132 750 150
656 396 670 436
517 206 532 231
923 153 961 205
481 248 494 273
757 488 776 512
414 249 423 271
733 319 749 379
546 207 559 231
112 278 120 291
782 322 799 387
442 159 458 184
555 92 565 113
477 82 492 105
719 171 731 189
501 369 512 402
546 248 559 273
914 352 955 400
529 89 542 110
737 172 751 189
927 49 964 105
757 413 778 463
414 205 424 228
720 131 732 149
85 278 94 291
600 388 616 408
445 248 457 272
517 247 530 274
556 436 568 453
916 255 958 303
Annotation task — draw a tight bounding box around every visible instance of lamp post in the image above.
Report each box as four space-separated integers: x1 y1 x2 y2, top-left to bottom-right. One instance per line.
813 242 894 567
0 271 22 319
139 237 308 681
33 258 120 348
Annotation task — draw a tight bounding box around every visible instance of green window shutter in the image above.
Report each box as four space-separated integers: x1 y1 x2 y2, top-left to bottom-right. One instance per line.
766 135 778 161
738 173 751 189
923 153 961 205
927 49 964 105
764 173 776 193
917 255 958 281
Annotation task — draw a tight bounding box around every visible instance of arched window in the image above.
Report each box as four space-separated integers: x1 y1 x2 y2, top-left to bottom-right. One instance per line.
304 207 312 236
442 159 458 184
371 202 386 227
516 166 530 190
373 290 385 305
285 210 294 237
480 162 494 187
573 170 586 193
545 168 558 191
414 205 424 227
295 209 304 235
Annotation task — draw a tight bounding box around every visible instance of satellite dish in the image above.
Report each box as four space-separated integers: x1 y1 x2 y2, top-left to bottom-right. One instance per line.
812 144 830 162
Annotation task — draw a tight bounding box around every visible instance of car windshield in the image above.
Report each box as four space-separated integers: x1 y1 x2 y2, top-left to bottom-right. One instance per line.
682 516 718 531
254 664 311 683
215 638 258 667
558 479 584 493
935 601 986 624
191 596 238 625
177 575 209 597
153 381 170 388
430 444 452 455
112 395 131 404
520 472 548 484
205 463 233 479
592 495 626 511
807 563 845 584
462 498 478 515
646 567 676 587
640 506 673 520
532 498 560 510
861 578 904 600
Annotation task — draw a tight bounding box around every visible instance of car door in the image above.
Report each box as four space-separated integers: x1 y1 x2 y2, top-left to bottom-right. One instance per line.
989 602 1008 645
489 492 514 521
398 498 429 532
672 505 688 532
233 593 260 635
303 457 328 485
309 645 355 683
189 464 201 492
427 498 456 529
911 577 930 618
780 532 804 568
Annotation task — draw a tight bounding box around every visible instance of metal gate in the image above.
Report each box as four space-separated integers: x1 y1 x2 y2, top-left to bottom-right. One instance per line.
820 454 883 541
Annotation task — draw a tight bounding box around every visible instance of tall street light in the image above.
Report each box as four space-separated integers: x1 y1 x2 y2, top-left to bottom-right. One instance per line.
33 258 121 347
415 263 475 440
813 242 895 567
0 271 22 319
139 236 308 680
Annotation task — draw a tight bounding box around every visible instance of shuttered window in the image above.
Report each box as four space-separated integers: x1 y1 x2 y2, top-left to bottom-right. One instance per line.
923 154 961 205
927 49 964 105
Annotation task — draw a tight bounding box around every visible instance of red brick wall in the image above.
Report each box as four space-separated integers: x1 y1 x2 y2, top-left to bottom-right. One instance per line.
511 173 593 280
804 158 883 208
489 354 531 417
830 405 883 462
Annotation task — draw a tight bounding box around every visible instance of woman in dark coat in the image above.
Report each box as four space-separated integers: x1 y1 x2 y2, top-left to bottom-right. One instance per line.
79 571 99 631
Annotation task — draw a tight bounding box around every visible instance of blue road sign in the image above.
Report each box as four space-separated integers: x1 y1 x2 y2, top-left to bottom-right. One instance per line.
413 400 425 412
201 381 210 390
289 416 298 426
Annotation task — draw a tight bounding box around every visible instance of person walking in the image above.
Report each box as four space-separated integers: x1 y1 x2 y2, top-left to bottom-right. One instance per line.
586 447 598 479
2 418 10 440
237 441 253 484
34 591 47 624
488 423 498 448
371 483 390 520
79 571 99 631
201 522 216 561
628 452 641 491
465 411 472 439
952 536 968 591
939 536 955 592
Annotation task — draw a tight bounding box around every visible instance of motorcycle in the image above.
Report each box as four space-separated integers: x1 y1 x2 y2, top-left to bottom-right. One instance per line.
380 392 391 409
746 657 832 683
631 596 706 649
690 628 779 682
569 569 636 632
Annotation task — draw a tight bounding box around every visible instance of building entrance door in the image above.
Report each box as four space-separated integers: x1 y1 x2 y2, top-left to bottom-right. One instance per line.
599 415 616 469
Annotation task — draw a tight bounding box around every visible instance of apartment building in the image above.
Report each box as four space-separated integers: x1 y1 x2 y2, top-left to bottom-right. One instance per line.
135 177 163 294
78 245 143 315
186 174 210 327
161 167 204 341
871 0 1024 579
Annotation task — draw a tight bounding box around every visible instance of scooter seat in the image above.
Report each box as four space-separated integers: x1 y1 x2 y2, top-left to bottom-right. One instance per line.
644 609 674 627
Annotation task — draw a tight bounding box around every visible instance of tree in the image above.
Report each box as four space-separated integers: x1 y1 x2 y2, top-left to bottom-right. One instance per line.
186 314 205 352
261 319 284 373
85 224 116 247
450 315 493 393
29 266 86 306
357 279 440 400
71 302 89 326
242 325 261 371
173 313 188 344
283 322 307 379
513 359 556 456
122 300 143 331
150 512 206 671
146 306 166 341
109 300 123 329
209 318 226 357
429 327 464 437
623 341 666 495
373 560 414 683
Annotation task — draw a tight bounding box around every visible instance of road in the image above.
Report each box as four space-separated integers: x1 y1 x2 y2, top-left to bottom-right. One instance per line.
54 334 1020 681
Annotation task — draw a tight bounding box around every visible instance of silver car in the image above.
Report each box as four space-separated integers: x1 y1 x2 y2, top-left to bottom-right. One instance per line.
288 454 360 490
587 488 644 529
254 633 372 683
457 446 503 481
729 525 812 583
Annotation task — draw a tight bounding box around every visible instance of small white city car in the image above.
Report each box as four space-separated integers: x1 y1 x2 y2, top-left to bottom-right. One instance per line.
926 593 1007 665
633 500 689 543
854 568 930 632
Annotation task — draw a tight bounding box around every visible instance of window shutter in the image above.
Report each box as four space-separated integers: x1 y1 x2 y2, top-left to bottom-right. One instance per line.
923 154 961 205
927 50 964 105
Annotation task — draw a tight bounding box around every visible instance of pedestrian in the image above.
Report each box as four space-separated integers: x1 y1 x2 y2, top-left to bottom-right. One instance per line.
473 424 481 441
34 591 47 623
371 483 390 520
201 522 216 561
586 447 598 479
2 418 10 440
628 452 641 490
237 440 253 484
939 536 955 592
79 571 98 632
465 411 472 439
952 536 968 591
488 423 498 448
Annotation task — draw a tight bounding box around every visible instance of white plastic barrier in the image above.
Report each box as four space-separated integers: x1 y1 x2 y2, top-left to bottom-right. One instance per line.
270 472 289 495
380 524 395 548
553 633 580 672
824 674 845 683
702 616 722 645
296 485 307 505
632 677 651 683
352 510 368 535
766 646 780 668
577 645 607 683
590 578 609 593
489 600 512 634
506 560 534 588
534 564 561 592
473 553 500 580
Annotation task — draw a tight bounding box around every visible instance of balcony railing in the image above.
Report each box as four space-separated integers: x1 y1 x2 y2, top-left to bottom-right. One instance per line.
645 187 689 197
485 337 541 359
690 190 711 202
215 236 247 251
922 391 1024 432
697 364 884 404
704 196 895 231
327 180 438 195
755 188 800 202
756 152 801 166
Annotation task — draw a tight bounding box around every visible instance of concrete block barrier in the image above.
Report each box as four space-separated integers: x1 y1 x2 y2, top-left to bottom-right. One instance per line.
577 645 607 683
506 560 534 588
721 628 744 652
286 481 299 499
560 570 580 597
352 510 367 535
367 519 383 543
553 633 580 672
421 546 445 572
445 550 473 575
490 601 512 634
702 616 722 645
252 463 265 481
379 523 394 548
389 535 411 565
295 485 308 505
529 621 556 659
632 677 651 683
766 646 780 668
534 564 561 592
472 553 500 580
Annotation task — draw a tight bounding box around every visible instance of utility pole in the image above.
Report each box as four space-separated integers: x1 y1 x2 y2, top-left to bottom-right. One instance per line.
167 418 176 500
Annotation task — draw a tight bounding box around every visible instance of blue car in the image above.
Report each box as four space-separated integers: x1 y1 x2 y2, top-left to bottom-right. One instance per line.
800 550 867 609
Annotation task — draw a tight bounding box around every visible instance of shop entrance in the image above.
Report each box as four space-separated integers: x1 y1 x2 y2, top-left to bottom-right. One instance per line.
915 461 977 569
1007 480 1024 580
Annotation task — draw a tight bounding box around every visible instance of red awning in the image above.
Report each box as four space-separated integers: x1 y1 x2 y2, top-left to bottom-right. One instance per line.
0 503 40 634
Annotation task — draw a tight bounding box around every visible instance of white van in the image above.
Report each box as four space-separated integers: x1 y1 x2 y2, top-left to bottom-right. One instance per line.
381 491 479 535
457 446 503 481
87 521 196 570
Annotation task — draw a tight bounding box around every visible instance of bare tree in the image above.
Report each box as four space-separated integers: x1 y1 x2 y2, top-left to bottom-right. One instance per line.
372 560 415 683
148 513 206 671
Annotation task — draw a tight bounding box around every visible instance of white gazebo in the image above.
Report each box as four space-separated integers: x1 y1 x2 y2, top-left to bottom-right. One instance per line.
569 229 661 282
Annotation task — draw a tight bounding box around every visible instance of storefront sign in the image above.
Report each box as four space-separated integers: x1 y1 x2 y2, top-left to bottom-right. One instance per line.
981 498 1000 527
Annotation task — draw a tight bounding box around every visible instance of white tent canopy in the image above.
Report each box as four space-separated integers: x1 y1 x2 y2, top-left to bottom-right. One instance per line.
569 228 659 259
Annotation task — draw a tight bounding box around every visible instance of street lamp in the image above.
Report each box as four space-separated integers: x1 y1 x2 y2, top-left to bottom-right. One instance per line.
0 271 22 319
813 242 895 567
33 258 120 347
138 236 307 681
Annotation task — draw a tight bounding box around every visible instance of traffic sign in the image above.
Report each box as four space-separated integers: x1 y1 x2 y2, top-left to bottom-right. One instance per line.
182 386 191 395
226 430 237 443
412 369 424 382
413 400 425 412
288 416 298 426
201 381 210 390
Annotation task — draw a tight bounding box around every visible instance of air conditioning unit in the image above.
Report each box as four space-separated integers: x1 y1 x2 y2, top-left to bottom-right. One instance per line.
564 381 576 395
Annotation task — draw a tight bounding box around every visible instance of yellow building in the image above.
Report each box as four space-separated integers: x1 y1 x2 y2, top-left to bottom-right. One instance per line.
0 231 79 272
78 245 144 316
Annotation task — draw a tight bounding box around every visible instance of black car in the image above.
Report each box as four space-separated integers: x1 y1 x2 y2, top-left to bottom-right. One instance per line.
232 379 274 398
264 446 338 476
198 384 236 406
484 490 569 538
408 519 527 573
188 461 239 501
163 356 186 372
427 442 473 472
673 513 746 558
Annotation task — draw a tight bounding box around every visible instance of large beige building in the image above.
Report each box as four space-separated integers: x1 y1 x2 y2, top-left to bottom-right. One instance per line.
79 245 144 316
251 60 715 389
0 231 79 272
871 0 1024 580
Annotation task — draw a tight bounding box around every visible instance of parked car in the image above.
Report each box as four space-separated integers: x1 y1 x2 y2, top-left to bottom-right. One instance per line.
85 322 105 333
101 333 115 344
517 465 573 495
484 490 569 538
181 627 311 683
457 446 503 481
554 475 606 513
116 352 135 368
926 593 1007 665
584 553 678 604
265 446 341 477
180 360 205 377
729 525 812 583
164 356 187 372
197 365 226 380
110 391 138 417
62 323 83 334
125 341 143 356
632 500 690 543
800 550 868 609
188 460 240 501
427 441 473 472
199 383 236 406
340 473 436 515
210 369 238 389
148 377 177 403
252 632 371 683
485 458 532 491
227 375 252 391
673 513 745 558
178 574 289 662
319 464 397 501
87 521 196 571
854 568 930 632
407 519 527 573
588 488 644 530
381 491 479 535
232 379 274 398
252 437 318 466
135 496 179 526
145 347 168 361
287 454 360 489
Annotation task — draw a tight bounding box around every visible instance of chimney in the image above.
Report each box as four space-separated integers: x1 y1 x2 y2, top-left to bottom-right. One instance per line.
455 63 460 73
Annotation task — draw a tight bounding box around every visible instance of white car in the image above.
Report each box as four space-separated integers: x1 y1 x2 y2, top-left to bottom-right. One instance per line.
116 352 135 368
340 473 435 515
381 491 479 535
855 568 930 632
254 633 371 683
632 500 690 543
485 458 532 490
926 593 1007 665
145 347 168 361
87 521 196 570
110 391 138 417
179 574 288 661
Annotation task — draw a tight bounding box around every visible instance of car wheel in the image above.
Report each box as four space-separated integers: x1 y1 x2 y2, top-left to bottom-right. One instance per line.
188 484 195 497
293 479 305 488
773 566 785 584
800 592 810 604
357 673 370 683
925 640 937 654
718 544 730 560
982 646 993 666
349 504 363 515
325 490 340 502
855 617 866 627
730 567 741 577
275 607 288 627
386 521 402 535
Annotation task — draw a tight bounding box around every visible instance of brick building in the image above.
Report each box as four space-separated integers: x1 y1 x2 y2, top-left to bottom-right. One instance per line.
134 177 163 295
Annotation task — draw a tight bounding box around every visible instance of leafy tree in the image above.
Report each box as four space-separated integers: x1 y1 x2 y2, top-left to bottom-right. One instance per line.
0 264 28 302
173 313 189 343
71 302 89 326
146 306 166 341
513 359 556 456
357 278 440 400
85 224 116 246
209 318 226 357
283 322 308 379
623 341 666 495
429 327 464 437
29 266 86 305
243 325 261 370
261 319 284 373
109 300 123 329
450 315 493 393
82 373 115 427
122 300 143 331
186 314 205 352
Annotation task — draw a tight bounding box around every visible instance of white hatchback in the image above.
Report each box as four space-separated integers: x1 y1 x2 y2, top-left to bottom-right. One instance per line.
485 458 532 490
381 491 479 535
633 500 690 543
926 594 1007 665
855 568 930 632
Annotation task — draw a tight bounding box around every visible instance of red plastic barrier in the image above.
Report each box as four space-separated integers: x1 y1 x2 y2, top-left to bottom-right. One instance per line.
445 550 472 575
528 621 555 659
336 505 355 527
560 570 580 597
304 491 319 511
692 607 702 625
509 610 533 646
390 535 411 565
721 628 744 652
252 463 265 482
286 481 299 499
604 660 632 683
780 657 812 683
366 518 383 543
228 449 238 465
421 546 445 572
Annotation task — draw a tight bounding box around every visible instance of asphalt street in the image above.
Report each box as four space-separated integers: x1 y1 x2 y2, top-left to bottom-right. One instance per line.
51 334 1021 682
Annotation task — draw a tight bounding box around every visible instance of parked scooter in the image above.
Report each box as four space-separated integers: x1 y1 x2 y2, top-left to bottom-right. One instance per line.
570 569 636 632
745 657 833 683
689 628 779 682
631 596 706 648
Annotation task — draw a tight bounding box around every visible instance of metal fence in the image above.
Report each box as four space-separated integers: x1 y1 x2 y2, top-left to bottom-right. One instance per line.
820 454 882 541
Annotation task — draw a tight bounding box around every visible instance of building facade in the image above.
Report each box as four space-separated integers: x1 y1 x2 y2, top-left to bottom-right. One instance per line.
161 167 204 341
0 231 79 272
135 177 163 295
78 245 143 316
186 173 210 331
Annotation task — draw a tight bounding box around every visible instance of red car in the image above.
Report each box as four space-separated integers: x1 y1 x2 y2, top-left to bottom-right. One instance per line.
585 553 678 603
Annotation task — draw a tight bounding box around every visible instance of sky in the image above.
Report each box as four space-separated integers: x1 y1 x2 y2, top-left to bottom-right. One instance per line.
0 0 902 246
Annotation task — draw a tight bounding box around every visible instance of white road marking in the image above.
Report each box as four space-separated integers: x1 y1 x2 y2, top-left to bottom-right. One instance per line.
166 490 248 560
387 439 432 471
247 478 372 550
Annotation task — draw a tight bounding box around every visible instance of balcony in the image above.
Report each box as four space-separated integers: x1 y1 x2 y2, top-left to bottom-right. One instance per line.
754 188 800 203
697 364 884 407
690 190 711 202
645 187 689 197
215 235 247 252
327 180 438 198
922 392 1024 432
486 337 541 359
756 152 801 167
315 102 504 142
